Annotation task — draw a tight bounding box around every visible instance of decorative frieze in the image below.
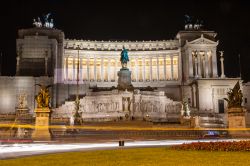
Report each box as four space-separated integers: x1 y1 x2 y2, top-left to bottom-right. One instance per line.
64 39 180 51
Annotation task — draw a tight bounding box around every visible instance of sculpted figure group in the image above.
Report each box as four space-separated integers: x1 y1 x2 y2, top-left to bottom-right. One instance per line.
33 13 54 28
224 81 243 108
35 84 51 108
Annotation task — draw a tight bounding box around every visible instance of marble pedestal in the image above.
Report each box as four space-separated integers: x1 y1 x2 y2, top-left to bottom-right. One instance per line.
16 108 29 116
180 116 192 127
15 108 30 122
32 107 51 141
227 107 248 137
117 68 133 91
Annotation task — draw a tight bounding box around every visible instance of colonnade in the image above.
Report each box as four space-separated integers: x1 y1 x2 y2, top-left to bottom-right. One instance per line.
64 55 179 82
190 50 216 78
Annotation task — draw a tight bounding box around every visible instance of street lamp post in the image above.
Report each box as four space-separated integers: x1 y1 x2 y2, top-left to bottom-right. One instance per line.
74 45 82 125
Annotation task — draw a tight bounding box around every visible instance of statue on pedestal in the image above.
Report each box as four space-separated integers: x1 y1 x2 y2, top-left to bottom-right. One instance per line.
123 98 129 112
117 46 133 91
224 81 243 109
16 93 29 118
224 81 246 130
120 46 129 69
32 84 52 141
35 84 52 108
181 101 190 117
18 94 27 109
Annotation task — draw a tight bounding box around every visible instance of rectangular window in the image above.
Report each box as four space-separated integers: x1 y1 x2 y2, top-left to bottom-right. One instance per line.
218 99 224 113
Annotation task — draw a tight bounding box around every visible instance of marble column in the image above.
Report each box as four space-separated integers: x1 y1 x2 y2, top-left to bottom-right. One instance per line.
94 57 97 81
220 51 225 78
135 58 138 82
127 56 130 69
143 58 145 82
65 56 68 81
150 57 152 81
198 51 202 78
101 58 104 82
16 56 20 76
164 56 166 80
191 86 194 107
115 58 118 81
170 56 174 80
79 57 83 82
208 52 212 77
73 57 75 81
205 51 209 78
194 51 198 78
192 85 197 107
212 50 218 77
202 55 205 78
87 57 90 81
107 58 110 82
157 56 159 80
189 49 194 77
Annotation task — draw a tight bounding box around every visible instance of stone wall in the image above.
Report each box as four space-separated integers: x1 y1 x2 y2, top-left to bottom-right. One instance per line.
0 76 52 114
53 90 182 122
243 82 250 111
197 79 241 113
16 28 64 78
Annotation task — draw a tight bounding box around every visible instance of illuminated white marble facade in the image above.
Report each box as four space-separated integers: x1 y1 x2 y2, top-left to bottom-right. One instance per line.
0 27 247 116
62 48 180 87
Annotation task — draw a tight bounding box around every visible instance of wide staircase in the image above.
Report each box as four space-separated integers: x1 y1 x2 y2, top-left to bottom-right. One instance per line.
198 113 226 128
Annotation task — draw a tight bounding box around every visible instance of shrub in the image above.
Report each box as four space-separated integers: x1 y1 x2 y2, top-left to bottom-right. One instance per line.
171 141 250 152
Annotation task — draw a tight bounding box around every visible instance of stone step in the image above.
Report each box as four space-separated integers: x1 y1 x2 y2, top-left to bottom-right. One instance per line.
200 123 226 128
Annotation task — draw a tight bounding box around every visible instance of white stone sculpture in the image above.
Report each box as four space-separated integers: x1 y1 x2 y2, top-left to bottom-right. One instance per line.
33 14 54 28
124 98 129 111
181 101 190 117
70 116 74 126
33 18 42 28
49 19 54 28
18 93 28 109
220 51 225 78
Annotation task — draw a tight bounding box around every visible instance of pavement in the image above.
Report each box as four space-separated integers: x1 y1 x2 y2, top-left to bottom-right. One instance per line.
1 138 249 160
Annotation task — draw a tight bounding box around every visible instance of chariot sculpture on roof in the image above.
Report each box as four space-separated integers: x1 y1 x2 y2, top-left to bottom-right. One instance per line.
33 13 54 28
184 15 203 30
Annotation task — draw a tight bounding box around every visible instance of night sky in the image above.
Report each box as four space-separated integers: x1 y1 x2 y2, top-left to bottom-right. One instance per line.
0 0 249 82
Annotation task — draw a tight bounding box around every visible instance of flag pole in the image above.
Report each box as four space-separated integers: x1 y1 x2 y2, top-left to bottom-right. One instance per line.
238 54 241 78
0 52 2 76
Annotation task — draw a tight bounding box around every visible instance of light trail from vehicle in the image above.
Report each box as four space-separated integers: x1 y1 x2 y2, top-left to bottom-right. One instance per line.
0 139 249 159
